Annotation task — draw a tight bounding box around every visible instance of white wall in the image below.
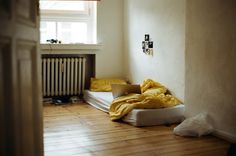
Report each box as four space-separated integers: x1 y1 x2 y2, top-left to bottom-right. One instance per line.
96 0 124 78
97 0 236 142
185 0 236 142
123 0 186 100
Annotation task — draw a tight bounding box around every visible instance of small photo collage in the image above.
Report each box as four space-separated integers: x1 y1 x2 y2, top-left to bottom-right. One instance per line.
142 34 153 55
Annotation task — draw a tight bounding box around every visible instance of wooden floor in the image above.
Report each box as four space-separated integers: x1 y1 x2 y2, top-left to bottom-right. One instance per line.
44 102 230 156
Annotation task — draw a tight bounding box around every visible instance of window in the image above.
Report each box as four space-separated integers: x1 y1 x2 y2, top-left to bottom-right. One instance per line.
39 0 97 44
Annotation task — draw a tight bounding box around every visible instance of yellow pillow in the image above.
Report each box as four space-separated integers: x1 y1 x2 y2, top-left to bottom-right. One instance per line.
90 78 127 92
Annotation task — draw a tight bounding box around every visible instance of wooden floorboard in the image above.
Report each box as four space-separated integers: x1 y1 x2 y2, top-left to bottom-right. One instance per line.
44 102 230 156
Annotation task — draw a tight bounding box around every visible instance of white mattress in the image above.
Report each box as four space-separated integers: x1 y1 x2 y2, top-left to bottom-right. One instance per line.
83 90 185 126
83 90 113 112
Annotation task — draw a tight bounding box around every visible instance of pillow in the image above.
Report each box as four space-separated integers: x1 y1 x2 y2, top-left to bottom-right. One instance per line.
90 78 127 92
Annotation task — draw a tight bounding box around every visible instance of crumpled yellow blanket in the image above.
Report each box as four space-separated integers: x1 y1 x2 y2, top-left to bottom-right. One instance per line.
109 79 182 121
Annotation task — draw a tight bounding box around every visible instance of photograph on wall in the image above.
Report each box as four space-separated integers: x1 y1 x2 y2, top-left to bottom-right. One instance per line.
148 41 153 48
145 41 149 49
142 41 145 50
145 34 149 41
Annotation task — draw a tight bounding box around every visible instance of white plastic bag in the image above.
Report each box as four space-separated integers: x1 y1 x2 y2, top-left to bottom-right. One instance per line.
173 113 214 137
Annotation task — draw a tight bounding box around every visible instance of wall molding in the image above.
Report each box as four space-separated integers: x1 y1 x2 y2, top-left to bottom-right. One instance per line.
213 129 236 143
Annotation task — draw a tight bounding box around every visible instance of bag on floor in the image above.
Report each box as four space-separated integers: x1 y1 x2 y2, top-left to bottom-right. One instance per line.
173 112 214 137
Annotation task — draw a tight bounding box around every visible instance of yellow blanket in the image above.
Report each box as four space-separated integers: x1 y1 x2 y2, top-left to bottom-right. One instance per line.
109 79 182 121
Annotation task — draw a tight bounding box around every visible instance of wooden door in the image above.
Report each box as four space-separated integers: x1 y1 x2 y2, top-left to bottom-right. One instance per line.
0 0 43 156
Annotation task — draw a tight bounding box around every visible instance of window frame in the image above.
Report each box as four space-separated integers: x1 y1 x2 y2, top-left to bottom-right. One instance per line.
40 1 97 44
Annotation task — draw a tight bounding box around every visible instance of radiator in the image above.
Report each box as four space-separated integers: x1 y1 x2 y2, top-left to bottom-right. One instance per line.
42 57 86 97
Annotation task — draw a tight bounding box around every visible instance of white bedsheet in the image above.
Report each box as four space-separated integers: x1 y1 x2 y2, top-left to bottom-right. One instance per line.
83 90 185 126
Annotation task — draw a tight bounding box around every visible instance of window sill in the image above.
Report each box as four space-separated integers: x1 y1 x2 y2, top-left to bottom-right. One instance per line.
41 43 102 50
40 43 102 54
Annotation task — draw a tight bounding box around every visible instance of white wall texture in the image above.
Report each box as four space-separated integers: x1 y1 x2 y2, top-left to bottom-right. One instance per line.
123 0 186 101
185 0 236 142
96 0 125 78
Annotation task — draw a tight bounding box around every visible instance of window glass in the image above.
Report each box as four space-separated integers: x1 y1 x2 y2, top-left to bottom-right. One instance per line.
40 21 56 43
57 22 87 44
39 1 97 44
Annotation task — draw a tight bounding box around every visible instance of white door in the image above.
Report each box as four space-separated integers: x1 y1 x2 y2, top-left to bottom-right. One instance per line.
0 0 43 156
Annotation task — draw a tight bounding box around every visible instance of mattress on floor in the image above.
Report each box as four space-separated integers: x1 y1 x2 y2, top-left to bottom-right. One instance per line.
83 90 185 126
83 90 112 112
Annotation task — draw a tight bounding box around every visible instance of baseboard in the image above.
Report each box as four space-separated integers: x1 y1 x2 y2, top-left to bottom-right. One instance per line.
213 129 236 143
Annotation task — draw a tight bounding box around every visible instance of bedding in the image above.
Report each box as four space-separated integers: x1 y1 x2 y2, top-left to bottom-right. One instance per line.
83 89 185 126
109 79 182 120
